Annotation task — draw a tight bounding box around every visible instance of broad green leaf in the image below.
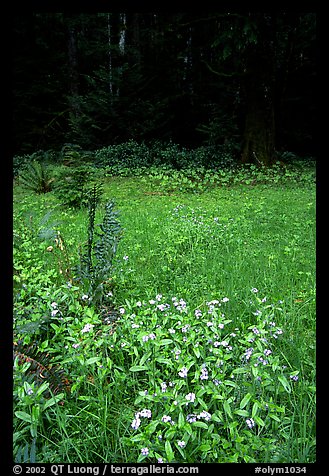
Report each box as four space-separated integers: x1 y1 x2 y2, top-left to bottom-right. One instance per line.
158 339 173 346
193 347 201 358
129 365 147 372
240 392 252 409
155 357 172 365
223 400 232 419
269 413 281 422
278 375 291 393
139 352 152 366
85 357 101 365
15 411 32 423
199 443 211 452
178 412 185 429
254 415 265 427
234 409 249 417
165 440 174 462
252 401 259 418
192 421 208 429
43 393 65 410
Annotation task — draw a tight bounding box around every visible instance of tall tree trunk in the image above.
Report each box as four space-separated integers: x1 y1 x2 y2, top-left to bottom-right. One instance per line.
241 15 276 166
66 15 81 123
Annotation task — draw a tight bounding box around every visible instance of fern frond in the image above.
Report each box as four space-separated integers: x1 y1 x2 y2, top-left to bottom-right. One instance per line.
13 342 70 395
14 438 37 463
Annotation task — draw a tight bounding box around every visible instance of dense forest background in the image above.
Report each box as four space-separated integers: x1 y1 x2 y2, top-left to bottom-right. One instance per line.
13 12 316 165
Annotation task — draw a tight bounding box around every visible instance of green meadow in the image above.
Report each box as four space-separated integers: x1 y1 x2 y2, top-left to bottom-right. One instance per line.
13 162 316 463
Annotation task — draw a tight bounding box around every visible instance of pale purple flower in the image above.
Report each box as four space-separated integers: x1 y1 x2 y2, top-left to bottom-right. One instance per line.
156 294 162 301
174 349 181 359
290 374 299 381
51 302 58 308
139 409 152 418
141 447 149 456
149 299 156 305
131 417 141 430
142 335 149 342
198 410 211 421
157 458 164 463
221 297 229 303
186 414 197 423
123 255 129 261
251 288 258 293
264 349 272 356
185 392 196 403
136 301 142 307
119 307 125 314
51 309 60 317
81 323 94 333
161 382 167 392
177 441 186 448
246 418 255 429
72 343 80 349
148 332 156 340
195 309 202 317
178 367 188 378
200 368 209 380
161 415 172 423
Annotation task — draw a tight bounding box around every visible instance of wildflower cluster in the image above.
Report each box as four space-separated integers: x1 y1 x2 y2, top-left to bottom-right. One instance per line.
113 290 299 463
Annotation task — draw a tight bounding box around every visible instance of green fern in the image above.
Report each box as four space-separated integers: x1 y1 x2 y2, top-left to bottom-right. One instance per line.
75 185 122 305
18 160 54 194
13 341 70 396
14 438 37 463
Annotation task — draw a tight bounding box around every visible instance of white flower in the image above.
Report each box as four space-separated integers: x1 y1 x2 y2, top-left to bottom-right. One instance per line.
177 440 186 448
178 367 188 378
198 410 211 421
221 297 229 302
81 294 89 301
246 418 255 429
141 447 149 455
162 415 172 422
136 301 142 307
119 307 125 314
251 288 259 293
131 417 141 430
51 302 58 308
81 323 94 333
139 409 152 418
185 392 196 403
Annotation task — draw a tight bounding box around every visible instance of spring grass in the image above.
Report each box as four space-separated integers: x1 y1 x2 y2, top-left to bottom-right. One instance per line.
13 167 316 463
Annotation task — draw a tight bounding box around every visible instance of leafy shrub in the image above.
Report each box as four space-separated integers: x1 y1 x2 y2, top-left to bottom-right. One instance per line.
94 140 152 169
60 143 94 166
53 165 97 208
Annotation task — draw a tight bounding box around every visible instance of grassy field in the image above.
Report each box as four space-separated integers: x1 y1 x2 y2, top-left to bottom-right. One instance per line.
13 166 316 463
